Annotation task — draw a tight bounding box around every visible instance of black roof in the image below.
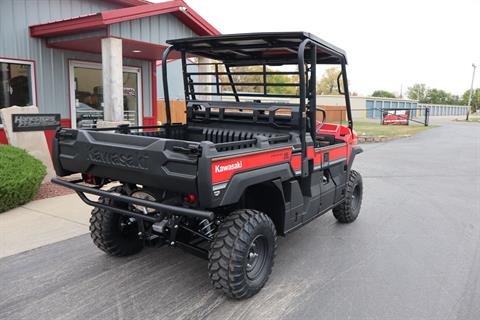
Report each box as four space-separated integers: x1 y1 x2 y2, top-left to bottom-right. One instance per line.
167 32 347 65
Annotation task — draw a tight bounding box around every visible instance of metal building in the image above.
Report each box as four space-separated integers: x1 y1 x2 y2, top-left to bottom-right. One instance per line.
0 0 218 146
418 103 469 117
316 95 469 120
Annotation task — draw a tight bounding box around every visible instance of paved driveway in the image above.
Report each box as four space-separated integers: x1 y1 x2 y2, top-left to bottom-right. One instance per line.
1 122 479 320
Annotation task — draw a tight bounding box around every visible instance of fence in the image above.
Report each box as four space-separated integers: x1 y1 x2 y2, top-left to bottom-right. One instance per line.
157 100 187 124
154 100 470 126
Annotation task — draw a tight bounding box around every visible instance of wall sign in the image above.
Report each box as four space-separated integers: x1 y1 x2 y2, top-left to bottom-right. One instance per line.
12 113 61 132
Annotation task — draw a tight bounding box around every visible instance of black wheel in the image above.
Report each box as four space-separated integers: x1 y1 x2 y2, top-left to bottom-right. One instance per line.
89 186 144 256
333 170 363 223
208 209 277 299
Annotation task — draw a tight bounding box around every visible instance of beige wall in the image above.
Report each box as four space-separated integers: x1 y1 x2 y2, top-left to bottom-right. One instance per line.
317 95 366 120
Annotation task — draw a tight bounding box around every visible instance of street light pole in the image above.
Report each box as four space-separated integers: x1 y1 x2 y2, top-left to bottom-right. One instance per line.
467 63 477 112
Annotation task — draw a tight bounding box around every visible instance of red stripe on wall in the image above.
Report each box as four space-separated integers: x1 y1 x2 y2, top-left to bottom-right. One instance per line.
142 116 155 126
44 119 72 158
151 59 158 126
0 128 8 144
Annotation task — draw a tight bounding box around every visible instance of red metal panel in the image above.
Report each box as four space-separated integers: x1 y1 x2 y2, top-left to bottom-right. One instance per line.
290 154 301 171
211 148 292 184
30 0 219 38
30 14 105 37
0 129 8 144
291 144 348 174
142 117 155 126
151 60 158 125
44 119 71 158
101 0 151 7
172 1 221 36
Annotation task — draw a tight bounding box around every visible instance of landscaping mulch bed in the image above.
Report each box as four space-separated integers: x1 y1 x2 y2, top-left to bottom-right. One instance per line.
34 182 75 200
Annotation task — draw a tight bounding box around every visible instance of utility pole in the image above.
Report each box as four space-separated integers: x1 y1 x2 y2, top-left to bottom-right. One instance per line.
467 63 477 107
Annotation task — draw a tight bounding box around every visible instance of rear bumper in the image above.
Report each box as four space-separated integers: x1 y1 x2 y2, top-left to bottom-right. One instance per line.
52 178 214 221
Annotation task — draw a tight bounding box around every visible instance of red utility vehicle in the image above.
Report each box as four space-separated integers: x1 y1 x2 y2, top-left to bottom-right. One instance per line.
52 32 363 299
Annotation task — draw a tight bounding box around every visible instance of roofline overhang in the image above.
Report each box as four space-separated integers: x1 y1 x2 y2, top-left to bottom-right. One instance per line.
30 0 219 38
101 0 151 7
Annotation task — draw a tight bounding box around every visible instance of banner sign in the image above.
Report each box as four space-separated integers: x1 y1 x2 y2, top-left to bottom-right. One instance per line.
382 109 410 125
12 113 61 132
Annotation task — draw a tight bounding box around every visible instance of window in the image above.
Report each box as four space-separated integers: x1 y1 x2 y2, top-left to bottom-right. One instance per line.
0 58 36 124
69 61 142 129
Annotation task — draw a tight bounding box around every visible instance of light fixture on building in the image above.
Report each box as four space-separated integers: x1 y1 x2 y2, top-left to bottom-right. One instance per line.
179 6 187 12
132 50 142 53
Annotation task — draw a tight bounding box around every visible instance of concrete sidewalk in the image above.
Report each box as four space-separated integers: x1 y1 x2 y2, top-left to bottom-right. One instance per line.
0 194 91 258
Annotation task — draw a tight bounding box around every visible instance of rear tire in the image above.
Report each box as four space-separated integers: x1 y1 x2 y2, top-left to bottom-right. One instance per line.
89 186 144 256
208 209 277 299
333 170 363 223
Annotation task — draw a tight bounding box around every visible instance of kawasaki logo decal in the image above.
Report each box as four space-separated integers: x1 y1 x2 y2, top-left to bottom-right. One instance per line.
88 147 149 170
214 161 243 173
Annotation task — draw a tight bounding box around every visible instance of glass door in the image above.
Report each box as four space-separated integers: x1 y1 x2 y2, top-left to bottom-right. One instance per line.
69 61 142 128
123 71 139 124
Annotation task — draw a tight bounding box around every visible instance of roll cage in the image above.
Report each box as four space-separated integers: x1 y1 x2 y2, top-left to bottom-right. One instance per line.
161 32 353 176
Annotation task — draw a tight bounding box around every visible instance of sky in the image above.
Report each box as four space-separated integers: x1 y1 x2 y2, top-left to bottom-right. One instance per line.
155 0 479 97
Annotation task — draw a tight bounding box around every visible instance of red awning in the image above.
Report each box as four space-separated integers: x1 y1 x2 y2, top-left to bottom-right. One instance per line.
101 0 151 6
30 0 219 38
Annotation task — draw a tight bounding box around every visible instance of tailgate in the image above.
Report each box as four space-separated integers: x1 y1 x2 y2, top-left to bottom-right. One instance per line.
53 129 199 193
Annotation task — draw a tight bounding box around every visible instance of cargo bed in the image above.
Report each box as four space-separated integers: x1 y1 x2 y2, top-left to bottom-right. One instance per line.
52 124 292 194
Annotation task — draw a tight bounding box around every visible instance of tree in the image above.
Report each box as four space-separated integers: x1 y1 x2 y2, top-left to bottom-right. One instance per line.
462 88 480 111
422 89 460 105
423 88 457 105
407 84 461 105
219 65 298 95
407 83 427 101
317 67 341 95
371 90 395 98
266 73 298 95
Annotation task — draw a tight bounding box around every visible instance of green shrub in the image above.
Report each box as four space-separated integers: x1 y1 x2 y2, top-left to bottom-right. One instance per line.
0 145 46 213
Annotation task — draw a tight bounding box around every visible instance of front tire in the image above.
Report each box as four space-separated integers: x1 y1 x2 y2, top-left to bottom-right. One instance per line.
208 209 277 299
333 170 363 223
89 186 144 256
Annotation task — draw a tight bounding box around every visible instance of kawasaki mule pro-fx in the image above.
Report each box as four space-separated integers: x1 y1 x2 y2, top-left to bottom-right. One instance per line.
52 32 363 299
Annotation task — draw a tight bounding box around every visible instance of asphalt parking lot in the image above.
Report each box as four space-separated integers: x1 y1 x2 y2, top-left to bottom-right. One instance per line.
1 121 479 320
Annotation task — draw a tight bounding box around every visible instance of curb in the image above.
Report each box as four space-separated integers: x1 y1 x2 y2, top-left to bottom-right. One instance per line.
358 135 411 143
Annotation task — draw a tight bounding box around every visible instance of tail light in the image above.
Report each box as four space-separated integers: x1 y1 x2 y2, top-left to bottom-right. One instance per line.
184 194 196 203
